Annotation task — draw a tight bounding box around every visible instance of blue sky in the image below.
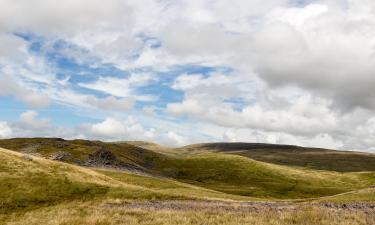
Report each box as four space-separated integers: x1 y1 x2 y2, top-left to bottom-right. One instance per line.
1 0 375 151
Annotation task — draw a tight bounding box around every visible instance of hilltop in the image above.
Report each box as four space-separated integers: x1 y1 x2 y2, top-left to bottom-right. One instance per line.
180 142 375 172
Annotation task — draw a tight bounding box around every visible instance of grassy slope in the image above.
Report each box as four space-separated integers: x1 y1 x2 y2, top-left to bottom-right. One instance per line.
181 143 375 172
0 138 166 171
0 147 166 215
0 147 255 220
1 142 375 225
0 138 374 200
318 188 375 203
152 153 375 199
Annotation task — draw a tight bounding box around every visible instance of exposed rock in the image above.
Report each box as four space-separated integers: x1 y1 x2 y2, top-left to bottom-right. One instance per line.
20 144 42 157
84 148 140 171
21 154 33 161
103 200 375 213
49 151 72 161
103 200 296 213
319 202 375 211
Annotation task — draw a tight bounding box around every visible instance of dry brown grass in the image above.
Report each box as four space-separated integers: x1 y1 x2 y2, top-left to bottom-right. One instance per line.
4 200 375 225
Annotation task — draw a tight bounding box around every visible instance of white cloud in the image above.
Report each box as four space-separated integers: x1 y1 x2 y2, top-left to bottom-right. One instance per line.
0 34 29 63
14 110 50 131
80 117 156 142
86 96 134 111
79 74 157 101
222 128 343 149
0 0 134 37
0 121 12 138
160 1 375 112
1 0 375 151
166 99 205 116
165 131 187 146
0 75 49 108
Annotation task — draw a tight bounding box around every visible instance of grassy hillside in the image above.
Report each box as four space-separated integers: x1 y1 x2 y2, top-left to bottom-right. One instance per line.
0 147 254 215
181 143 375 172
1 138 374 200
0 138 166 172
152 153 375 199
0 147 166 215
1 142 375 225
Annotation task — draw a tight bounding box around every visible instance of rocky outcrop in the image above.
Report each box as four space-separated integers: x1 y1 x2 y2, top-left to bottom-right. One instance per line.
84 148 141 171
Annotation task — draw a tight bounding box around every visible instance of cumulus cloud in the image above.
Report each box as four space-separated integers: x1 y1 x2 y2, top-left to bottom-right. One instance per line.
222 128 343 149
247 3 375 110
0 34 29 63
0 0 134 36
79 117 156 141
0 121 12 138
165 69 375 150
166 131 187 146
11 110 52 137
2 0 375 150
161 1 375 112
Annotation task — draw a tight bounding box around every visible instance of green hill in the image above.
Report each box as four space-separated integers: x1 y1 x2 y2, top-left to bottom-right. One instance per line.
0 138 374 200
152 152 375 199
0 138 166 172
181 142 375 172
0 147 254 221
1 138 375 225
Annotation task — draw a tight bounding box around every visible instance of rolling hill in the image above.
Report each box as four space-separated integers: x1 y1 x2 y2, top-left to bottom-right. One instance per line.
180 142 375 172
0 138 374 224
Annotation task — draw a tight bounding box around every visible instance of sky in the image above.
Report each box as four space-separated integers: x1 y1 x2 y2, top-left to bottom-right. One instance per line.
0 0 375 151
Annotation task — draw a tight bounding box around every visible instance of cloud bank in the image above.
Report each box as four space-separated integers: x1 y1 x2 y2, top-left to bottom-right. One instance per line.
0 0 375 151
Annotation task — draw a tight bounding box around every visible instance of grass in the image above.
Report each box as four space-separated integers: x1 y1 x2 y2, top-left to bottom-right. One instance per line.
152 153 375 199
3 200 375 225
0 148 183 217
0 147 253 221
0 138 166 171
181 142 375 172
318 188 375 203
1 138 375 224
96 169 255 201
1 138 374 200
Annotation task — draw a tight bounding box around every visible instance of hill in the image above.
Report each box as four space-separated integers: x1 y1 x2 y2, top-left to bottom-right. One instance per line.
0 146 256 223
180 142 375 172
0 138 374 199
0 138 166 172
0 139 375 225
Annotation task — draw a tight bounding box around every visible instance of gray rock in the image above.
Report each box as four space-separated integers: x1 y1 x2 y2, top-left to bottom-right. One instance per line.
21 154 33 161
49 151 72 161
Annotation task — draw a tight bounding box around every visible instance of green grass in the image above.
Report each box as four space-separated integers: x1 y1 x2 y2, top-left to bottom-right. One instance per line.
96 169 256 201
181 143 375 172
1 140 375 225
1 138 375 200
152 153 375 199
0 138 166 171
318 188 375 203
0 147 252 220
0 148 177 216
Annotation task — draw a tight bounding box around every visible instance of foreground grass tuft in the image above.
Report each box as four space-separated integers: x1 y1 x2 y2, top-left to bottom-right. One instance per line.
4 200 375 225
